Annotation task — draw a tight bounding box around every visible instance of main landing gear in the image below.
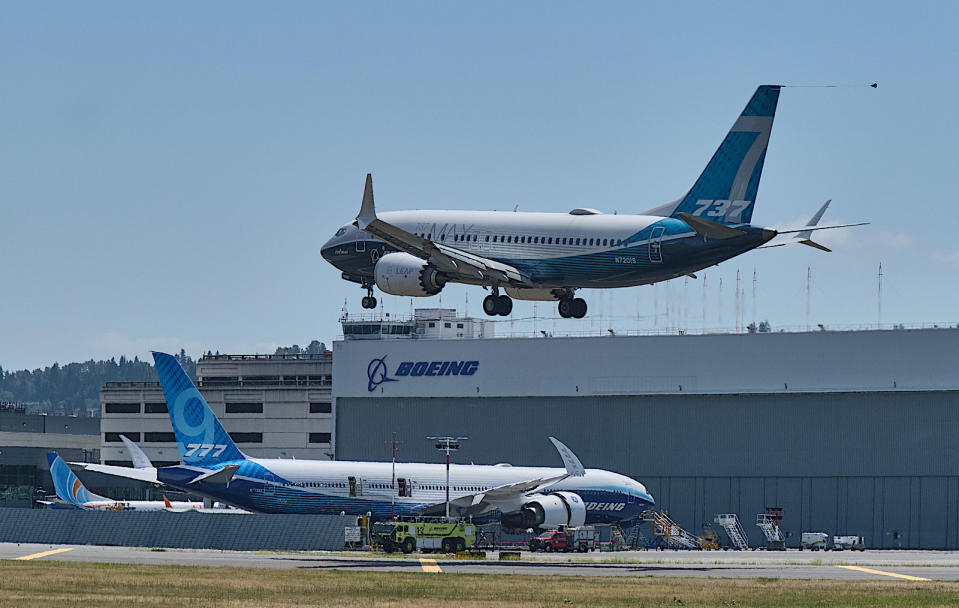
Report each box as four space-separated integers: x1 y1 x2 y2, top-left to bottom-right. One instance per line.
483 288 513 316
557 296 587 319
361 284 377 309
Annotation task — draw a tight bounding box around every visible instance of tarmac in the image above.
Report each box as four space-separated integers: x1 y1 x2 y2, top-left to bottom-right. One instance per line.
3 543 959 580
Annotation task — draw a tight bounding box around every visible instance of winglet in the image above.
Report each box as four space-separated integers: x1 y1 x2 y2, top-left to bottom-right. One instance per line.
548 437 585 477
120 434 154 469
356 173 376 230
163 495 173 509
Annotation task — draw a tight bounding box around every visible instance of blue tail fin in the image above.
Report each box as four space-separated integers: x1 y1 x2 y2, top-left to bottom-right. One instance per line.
47 451 107 507
152 352 245 467
652 85 781 225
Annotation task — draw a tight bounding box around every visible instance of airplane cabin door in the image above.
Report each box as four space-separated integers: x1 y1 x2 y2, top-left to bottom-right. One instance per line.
649 226 666 263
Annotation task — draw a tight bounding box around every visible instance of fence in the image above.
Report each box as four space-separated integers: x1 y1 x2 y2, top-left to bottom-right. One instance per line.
0 509 353 551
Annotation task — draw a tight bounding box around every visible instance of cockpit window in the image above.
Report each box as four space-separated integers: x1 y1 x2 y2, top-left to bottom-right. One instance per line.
335 227 348 237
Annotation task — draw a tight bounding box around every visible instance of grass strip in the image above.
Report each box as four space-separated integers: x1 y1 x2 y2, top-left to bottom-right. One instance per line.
0 560 957 608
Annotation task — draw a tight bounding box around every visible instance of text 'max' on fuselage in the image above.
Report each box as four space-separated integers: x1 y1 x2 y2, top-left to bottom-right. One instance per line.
77 352 654 530
322 85 865 319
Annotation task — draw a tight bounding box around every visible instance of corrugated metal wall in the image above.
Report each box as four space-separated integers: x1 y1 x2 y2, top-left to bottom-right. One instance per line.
335 390 959 549
0 509 354 551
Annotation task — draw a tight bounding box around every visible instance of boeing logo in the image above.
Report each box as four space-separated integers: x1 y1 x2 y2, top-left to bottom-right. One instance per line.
367 357 479 392
367 357 397 392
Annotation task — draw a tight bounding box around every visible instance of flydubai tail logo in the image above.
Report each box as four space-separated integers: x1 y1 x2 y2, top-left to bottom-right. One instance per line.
367 356 479 392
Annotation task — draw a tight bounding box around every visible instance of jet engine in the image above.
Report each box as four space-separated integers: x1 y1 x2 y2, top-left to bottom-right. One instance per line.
500 492 587 530
374 252 446 297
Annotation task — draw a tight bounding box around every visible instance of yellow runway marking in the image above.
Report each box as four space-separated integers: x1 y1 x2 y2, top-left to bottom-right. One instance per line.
419 558 442 573
837 565 930 581
14 548 74 561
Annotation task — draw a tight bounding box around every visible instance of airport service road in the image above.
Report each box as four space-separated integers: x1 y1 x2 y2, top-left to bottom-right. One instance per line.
3 543 959 581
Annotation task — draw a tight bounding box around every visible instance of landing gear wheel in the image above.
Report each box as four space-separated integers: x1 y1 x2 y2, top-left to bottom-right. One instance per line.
558 299 573 318
361 296 377 309
402 537 416 554
483 294 498 316
571 297 587 319
496 295 512 316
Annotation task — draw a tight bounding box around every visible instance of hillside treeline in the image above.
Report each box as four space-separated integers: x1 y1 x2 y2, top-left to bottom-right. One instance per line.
0 351 196 417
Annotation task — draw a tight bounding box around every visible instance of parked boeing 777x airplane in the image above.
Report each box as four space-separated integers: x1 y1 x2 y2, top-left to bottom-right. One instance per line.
77 352 654 530
321 85 865 318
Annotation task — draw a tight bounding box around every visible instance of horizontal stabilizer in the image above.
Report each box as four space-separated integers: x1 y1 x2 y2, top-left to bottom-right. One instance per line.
188 464 240 486
74 462 158 484
800 239 831 252
677 213 747 240
776 222 868 234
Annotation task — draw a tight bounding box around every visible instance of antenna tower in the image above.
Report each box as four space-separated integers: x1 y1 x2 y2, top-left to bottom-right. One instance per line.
877 262 883 329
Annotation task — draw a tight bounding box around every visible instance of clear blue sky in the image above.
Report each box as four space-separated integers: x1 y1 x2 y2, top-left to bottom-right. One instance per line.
2 2 957 371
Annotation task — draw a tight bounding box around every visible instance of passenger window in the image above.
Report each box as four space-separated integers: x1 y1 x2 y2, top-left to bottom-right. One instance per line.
603 238 607 246
485 235 490 242
493 236 498 242
507 236 512 243
547 237 553 244
589 238 594 245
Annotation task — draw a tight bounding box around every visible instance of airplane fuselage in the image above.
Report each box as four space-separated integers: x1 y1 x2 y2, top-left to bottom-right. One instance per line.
157 457 654 525
322 210 775 290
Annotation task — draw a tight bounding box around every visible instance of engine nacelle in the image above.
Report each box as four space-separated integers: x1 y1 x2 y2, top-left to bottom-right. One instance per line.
500 492 587 530
374 252 445 297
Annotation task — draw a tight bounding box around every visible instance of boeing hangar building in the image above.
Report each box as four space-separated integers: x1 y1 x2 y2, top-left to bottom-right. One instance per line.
333 325 959 549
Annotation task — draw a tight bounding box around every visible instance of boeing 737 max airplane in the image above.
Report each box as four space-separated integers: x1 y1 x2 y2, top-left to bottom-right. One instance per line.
321 85 865 318
44 451 203 511
77 352 654 529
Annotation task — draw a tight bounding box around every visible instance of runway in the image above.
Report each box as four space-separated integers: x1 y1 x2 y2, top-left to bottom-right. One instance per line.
3 543 958 580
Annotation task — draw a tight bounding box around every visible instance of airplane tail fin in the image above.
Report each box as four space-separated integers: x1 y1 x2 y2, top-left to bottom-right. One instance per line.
46 451 108 507
152 352 245 467
645 85 781 225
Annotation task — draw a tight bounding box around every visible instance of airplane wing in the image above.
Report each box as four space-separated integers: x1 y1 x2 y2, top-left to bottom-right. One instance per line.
72 462 159 484
120 434 154 469
416 436 585 517
355 174 532 286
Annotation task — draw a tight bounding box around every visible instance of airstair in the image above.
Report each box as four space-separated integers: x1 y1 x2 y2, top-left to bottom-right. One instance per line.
714 513 749 550
643 509 701 549
756 507 785 549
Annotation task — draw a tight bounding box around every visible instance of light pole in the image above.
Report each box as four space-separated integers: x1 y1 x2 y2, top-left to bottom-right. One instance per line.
385 432 401 521
427 436 468 519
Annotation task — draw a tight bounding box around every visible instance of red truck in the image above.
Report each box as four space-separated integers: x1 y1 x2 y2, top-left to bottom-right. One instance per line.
528 526 596 552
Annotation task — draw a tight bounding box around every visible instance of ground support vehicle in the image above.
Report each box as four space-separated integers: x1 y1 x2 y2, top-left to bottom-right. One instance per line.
800 532 828 551
529 526 596 552
832 535 866 551
370 519 476 554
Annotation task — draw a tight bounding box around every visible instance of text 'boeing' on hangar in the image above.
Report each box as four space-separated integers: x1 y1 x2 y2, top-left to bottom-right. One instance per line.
333 315 959 549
